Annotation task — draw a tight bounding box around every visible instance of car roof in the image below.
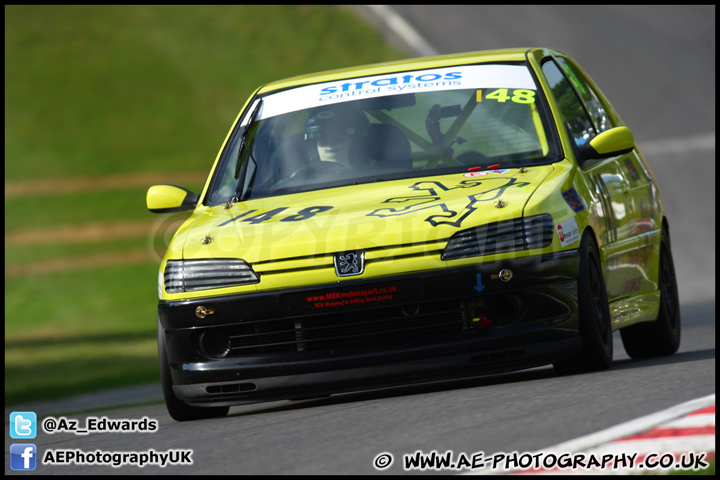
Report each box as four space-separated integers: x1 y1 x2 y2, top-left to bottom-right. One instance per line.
257 47 553 95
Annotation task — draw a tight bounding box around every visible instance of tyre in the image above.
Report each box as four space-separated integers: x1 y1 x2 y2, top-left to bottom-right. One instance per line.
158 321 229 422
554 232 613 374
620 227 681 358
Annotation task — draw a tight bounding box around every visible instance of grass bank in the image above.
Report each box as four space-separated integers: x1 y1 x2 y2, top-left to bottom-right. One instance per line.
5 4 405 406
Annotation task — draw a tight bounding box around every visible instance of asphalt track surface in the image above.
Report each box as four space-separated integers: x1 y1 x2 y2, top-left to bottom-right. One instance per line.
5 5 715 475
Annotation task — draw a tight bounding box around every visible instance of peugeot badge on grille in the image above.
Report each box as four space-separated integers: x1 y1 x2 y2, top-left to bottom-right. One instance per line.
334 251 365 277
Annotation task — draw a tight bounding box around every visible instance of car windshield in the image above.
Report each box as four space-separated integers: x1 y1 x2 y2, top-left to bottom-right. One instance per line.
207 63 559 205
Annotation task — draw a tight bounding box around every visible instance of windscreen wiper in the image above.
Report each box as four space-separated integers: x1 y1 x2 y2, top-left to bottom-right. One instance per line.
232 99 262 202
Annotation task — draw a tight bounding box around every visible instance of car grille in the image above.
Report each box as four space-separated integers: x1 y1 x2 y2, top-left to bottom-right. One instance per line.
222 299 472 356
191 283 571 358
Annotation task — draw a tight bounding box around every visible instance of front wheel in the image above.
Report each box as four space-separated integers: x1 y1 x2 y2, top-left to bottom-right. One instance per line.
158 321 229 422
554 233 613 374
620 227 681 358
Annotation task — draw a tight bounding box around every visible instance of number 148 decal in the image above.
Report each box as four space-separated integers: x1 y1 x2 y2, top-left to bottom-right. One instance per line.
219 206 334 226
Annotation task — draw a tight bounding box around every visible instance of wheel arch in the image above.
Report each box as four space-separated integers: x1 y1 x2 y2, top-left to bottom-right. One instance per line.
579 224 603 268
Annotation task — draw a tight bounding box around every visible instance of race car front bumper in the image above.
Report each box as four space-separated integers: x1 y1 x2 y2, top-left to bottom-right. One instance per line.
158 250 582 407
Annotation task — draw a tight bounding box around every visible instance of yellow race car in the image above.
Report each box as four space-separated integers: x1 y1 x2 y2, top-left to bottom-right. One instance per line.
147 48 680 421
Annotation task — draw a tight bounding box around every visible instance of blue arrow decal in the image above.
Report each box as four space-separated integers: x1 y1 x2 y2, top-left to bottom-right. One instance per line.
474 274 485 292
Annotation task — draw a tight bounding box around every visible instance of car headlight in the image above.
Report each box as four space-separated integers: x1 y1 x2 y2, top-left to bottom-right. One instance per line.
163 259 260 293
442 214 554 260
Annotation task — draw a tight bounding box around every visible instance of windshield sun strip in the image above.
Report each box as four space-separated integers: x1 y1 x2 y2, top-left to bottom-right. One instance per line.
205 62 559 206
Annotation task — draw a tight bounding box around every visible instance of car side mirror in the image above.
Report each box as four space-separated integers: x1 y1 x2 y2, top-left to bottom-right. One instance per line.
578 126 635 161
146 185 199 213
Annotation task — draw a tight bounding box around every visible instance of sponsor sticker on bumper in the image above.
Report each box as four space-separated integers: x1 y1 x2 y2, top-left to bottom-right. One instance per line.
556 217 580 247
284 280 422 313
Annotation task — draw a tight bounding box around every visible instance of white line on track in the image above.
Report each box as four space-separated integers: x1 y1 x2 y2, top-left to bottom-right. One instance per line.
464 393 716 475
526 393 715 455
366 5 439 57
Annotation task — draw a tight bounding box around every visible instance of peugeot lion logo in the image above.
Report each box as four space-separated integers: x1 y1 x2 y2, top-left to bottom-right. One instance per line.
334 251 365 277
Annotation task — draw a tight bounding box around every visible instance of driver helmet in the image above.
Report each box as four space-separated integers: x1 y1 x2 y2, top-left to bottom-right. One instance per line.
304 103 369 149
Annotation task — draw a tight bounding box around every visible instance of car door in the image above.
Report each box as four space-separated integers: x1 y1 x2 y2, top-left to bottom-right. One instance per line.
540 56 634 301
615 149 662 297
554 55 664 300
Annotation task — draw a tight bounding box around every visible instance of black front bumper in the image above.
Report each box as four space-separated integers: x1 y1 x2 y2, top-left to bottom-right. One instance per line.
158 251 581 407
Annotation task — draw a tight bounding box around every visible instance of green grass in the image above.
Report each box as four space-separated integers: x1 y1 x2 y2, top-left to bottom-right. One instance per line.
4 4 406 406
5 263 161 405
5 5 404 181
5 189 157 232
5 236 151 266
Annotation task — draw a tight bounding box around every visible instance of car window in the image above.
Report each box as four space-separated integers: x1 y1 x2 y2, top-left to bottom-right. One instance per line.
541 59 596 148
207 64 561 205
555 57 612 133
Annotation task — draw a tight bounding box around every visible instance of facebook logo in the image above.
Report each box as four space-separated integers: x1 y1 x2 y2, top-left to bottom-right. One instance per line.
10 411 37 439
10 444 37 471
